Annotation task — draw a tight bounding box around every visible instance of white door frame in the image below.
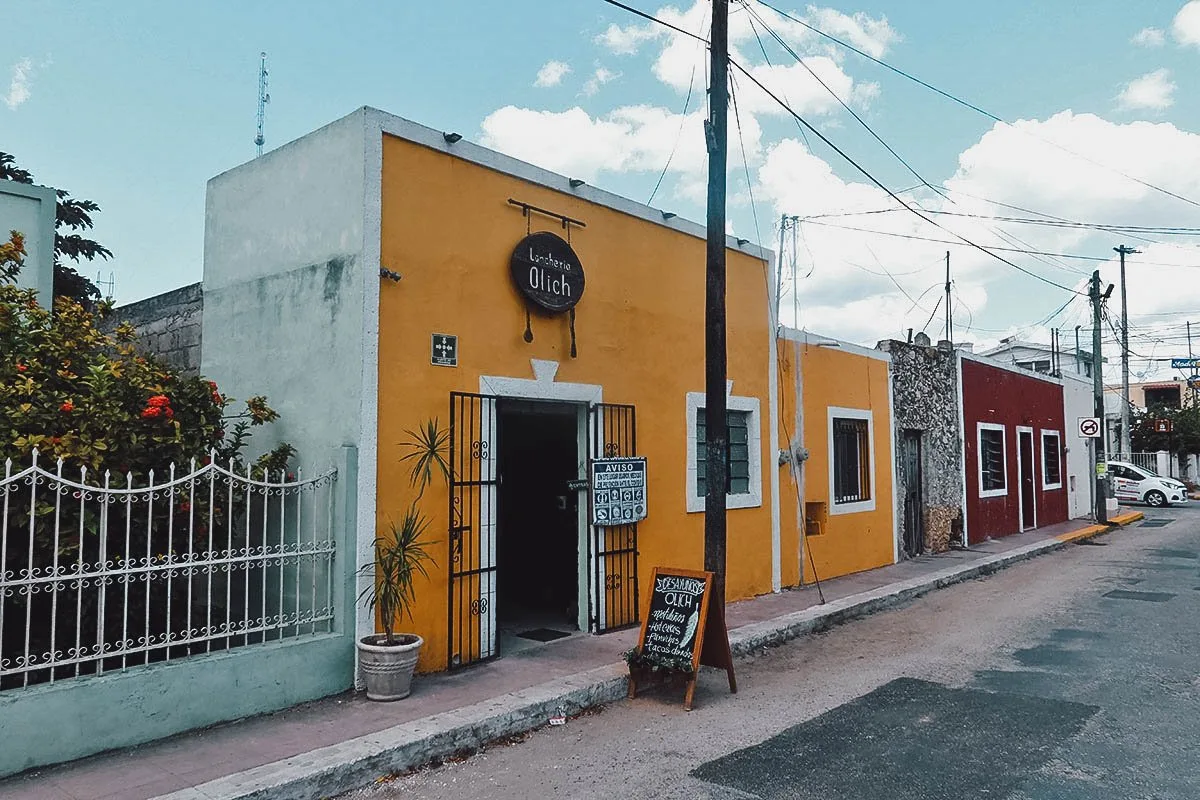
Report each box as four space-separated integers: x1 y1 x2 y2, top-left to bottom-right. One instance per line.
481 360 602 635
1016 426 1037 531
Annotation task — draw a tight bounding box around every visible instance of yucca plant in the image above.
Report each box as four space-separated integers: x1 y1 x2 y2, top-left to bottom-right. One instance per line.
399 418 450 500
359 503 436 645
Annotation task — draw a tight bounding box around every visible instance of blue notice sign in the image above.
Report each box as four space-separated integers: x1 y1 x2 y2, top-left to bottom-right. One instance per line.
1171 357 1199 369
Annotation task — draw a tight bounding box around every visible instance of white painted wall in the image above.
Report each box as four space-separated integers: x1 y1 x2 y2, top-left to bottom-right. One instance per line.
1062 373 1095 519
0 180 55 308
201 109 368 471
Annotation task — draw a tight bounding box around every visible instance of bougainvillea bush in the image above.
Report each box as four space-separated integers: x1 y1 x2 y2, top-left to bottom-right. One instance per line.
1 231 297 683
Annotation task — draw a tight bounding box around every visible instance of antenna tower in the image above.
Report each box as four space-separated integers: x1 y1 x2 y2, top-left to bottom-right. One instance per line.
255 52 270 156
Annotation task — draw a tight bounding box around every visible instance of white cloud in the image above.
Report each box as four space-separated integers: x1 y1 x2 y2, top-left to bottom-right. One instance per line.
595 22 660 55
480 103 761 189
582 66 620 96
4 58 33 110
807 6 900 59
534 60 571 88
1116 68 1176 111
1173 0 1200 46
1132 26 1165 46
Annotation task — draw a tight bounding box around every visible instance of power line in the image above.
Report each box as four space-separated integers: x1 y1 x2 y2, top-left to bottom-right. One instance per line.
750 0 1200 212
799 219 1200 269
723 57 1086 295
646 9 708 205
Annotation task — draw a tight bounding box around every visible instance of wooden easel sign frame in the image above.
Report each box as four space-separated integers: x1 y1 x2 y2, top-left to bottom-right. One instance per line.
627 567 737 710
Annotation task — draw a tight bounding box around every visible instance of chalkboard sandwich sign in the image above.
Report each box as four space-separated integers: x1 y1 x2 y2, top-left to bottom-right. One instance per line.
624 567 736 710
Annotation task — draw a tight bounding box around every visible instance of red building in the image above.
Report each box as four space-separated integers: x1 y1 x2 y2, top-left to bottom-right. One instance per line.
961 354 1068 543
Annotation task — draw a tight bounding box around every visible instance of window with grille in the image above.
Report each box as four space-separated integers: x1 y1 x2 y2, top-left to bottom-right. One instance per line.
979 425 1006 494
1041 431 1062 488
832 417 871 504
696 410 751 497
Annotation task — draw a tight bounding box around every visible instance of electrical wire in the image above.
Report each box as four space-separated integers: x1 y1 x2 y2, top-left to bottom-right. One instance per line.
647 7 709 205
749 0 1200 212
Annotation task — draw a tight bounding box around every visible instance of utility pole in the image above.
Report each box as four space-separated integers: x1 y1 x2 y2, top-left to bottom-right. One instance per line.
944 251 952 344
775 214 787 330
1115 244 1139 457
704 0 730 604
1189 321 1195 407
1091 270 1113 523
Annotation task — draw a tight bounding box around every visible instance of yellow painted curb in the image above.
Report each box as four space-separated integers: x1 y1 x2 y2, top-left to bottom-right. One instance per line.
1056 525 1108 544
1055 510 1145 544
1109 510 1145 526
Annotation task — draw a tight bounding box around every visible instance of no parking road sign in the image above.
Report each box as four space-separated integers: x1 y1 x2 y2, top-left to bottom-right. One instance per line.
1077 417 1101 438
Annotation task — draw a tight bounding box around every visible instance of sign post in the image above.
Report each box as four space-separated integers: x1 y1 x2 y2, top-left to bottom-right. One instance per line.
627 567 736 710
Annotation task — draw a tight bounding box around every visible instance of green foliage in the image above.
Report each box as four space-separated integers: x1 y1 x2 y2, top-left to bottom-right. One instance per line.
622 647 695 675
398 417 450 499
0 152 110 304
1130 403 1200 466
359 505 437 645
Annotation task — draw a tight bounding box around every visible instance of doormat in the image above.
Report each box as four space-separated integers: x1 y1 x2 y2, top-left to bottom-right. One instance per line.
516 628 572 642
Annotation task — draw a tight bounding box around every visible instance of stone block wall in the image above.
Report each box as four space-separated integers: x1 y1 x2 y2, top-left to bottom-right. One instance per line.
104 283 203 375
877 338 964 554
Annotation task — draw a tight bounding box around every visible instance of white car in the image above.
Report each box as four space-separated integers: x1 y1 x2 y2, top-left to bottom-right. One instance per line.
1107 460 1190 508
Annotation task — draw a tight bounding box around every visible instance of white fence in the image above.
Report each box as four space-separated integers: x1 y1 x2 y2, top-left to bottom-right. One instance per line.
0 450 337 691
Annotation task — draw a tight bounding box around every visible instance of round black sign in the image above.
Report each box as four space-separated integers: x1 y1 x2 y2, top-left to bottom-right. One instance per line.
510 231 585 313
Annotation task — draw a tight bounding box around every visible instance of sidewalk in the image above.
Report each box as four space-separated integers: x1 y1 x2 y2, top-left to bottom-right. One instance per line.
2 511 1143 800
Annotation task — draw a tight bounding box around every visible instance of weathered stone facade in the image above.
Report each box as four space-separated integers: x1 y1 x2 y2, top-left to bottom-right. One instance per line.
877 338 964 555
104 282 203 375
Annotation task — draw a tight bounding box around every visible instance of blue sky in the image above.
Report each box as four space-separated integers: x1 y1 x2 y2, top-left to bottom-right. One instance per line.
6 1 1200 376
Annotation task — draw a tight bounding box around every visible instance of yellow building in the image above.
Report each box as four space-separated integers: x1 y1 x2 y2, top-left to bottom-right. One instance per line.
778 330 897 584
202 108 897 678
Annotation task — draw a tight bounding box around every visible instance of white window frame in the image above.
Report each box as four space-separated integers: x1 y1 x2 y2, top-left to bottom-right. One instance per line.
685 391 762 513
1040 429 1063 490
827 407 876 515
977 422 1008 498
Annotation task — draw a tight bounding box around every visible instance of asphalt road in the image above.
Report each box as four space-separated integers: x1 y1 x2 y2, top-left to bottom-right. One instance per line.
346 507 1200 799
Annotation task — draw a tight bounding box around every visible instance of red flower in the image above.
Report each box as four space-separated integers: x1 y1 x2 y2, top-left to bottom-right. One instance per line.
208 381 218 391
147 394 170 408
286 472 295 481
141 406 162 419
16 363 26 372
212 392 222 405
164 407 175 419
179 501 191 513
60 400 74 413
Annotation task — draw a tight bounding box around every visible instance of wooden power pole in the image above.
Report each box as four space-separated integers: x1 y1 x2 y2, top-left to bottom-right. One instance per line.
704 0 730 603
1090 270 1111 524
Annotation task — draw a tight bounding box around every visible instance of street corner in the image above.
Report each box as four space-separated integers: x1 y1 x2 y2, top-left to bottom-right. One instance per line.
1109 510 1146 527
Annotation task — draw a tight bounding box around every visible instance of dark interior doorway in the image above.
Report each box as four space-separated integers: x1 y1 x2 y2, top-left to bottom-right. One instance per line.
901 430 924 558
497 400 580 650
1019 430 1036 530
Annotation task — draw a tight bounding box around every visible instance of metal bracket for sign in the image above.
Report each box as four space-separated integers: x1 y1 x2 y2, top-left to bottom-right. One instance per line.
507 198 587 230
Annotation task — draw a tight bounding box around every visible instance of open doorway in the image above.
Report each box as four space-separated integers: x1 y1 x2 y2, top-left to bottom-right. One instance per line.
496 399 581 654
1018 428 1036 530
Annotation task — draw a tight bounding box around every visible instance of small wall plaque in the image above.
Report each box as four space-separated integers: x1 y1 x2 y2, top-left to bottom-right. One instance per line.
431 334 458 367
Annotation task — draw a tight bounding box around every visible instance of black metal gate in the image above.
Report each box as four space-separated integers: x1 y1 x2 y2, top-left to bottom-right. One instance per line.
448 392 499 669
588 403 639 632
901 429 924 558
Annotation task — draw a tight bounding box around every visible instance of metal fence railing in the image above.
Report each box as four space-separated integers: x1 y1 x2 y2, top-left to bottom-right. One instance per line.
0 450 337 691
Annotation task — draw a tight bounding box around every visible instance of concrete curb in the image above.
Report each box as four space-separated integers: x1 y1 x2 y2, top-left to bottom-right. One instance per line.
155 514 1145 800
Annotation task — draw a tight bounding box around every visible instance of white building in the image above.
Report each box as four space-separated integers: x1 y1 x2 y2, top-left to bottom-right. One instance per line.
980 338 1094 379
0 178 55 308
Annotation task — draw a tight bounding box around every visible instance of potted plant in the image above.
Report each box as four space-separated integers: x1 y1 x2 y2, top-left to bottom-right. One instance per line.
357 503 436 701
